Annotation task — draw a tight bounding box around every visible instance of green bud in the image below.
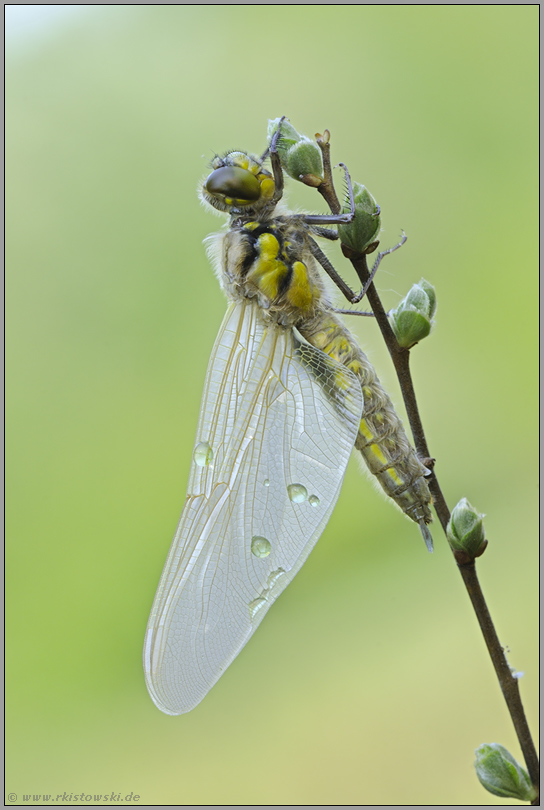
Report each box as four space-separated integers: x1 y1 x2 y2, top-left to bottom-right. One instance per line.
283 139 323 182
267 118 301 151
267 118 323 182
390 279 436 348
474 743 537 801
338 182 381 254
447 497 487 561
391 310 431 347
418 278 437 319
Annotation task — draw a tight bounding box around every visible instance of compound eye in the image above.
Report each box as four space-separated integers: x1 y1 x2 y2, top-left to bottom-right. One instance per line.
205 166 261 204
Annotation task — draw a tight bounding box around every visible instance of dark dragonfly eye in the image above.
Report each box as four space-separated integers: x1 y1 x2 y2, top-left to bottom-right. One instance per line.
205 166 261 205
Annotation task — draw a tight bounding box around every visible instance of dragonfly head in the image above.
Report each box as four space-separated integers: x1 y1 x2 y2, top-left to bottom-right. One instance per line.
200 151 276 216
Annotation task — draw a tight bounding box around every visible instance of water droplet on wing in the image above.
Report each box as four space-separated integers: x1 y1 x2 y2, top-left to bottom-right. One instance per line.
193 441 214 467
251 535 271 558
248 597 267 619
287 483 308 503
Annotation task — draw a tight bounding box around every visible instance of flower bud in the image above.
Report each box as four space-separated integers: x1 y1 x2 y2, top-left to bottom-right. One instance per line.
447 497 487 561
474 743 537 801
267 118 300 151
418 278 437 319
338 183 381 254
267 118 323 182
390 278 436 348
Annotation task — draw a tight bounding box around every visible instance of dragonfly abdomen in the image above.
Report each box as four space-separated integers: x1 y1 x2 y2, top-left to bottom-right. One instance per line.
299 313 433 527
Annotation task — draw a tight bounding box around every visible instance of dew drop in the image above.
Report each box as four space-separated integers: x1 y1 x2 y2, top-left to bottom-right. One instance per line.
249 597 267 619
309 494 320 507
267 568 286 590
251 535 271 558
287 483 308 503
263 479 270 487
193 441 214 467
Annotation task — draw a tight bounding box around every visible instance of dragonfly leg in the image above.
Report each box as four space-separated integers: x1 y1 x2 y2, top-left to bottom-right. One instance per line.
308 237 360 303
261 117 286 204
311 226 339 241
331 308 378 318
349 232 408 305
303 163 356 226
309 228 403 308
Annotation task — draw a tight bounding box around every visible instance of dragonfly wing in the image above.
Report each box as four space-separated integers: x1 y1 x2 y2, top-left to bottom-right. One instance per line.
144 300 363 714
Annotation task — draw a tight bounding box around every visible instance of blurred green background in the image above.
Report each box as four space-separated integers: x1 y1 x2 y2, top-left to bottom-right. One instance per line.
6 6 538 806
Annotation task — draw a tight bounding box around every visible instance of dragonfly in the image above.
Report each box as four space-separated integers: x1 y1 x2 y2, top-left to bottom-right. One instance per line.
143 122 432 715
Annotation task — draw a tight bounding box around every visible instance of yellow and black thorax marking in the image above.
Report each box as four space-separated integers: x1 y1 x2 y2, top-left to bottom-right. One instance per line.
224 220 322 320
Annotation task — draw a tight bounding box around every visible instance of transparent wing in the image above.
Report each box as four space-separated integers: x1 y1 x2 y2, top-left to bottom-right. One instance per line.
144 300 363 714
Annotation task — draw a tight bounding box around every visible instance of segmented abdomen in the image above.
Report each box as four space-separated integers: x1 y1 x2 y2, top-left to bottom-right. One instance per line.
299 313 433 526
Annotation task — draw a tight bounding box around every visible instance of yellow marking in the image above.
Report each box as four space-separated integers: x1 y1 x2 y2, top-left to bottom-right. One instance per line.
310 326 337 351
260 177 275 199
359 419 374 441
229 153 264 175
231 153 250 170
247 234 288 300
333 370 351 391
337 337 351 355
325 336 351 363
227 197 255 206
384 467 403 486
375 412 384 424
243 221 260 231
347 360 362 375
362 385 373 399
260 264 288 299
368 443 388 466
259 233 280 258
286 261 314 310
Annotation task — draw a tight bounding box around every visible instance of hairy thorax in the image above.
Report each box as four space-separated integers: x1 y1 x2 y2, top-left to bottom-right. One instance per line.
220 217 329 328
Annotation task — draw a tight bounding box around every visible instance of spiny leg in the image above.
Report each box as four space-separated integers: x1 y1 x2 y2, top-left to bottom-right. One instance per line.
311 226 339 241
349 232 408 304
307 237 361 303
332 308 380 318
309 230 407 307
303 162 355 226
261 116 286 205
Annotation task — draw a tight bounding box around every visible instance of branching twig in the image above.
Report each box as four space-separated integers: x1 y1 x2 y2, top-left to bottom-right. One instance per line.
341 243 540 799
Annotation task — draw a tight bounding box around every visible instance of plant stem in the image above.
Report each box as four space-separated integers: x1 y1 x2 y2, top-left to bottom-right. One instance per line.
315 130 341 215
459 561 540 792
342 245 540 797
342 245 450 529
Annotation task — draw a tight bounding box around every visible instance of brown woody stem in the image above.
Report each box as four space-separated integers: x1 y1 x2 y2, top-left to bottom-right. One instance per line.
342 244 539 799
315 130 341 215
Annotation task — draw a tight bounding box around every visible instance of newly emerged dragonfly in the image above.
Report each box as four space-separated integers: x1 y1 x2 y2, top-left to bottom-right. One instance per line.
144 122 432 715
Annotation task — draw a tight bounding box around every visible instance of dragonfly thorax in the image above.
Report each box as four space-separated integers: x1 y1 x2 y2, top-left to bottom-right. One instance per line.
220 219 328 327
